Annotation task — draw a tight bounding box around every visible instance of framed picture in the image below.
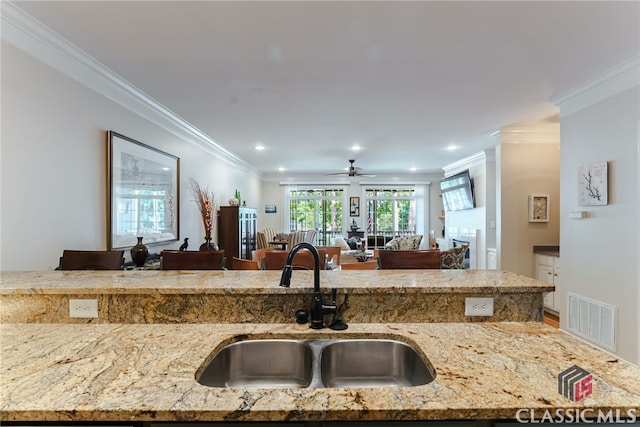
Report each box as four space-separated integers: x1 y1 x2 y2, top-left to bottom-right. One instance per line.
579 161 608 206
265 204 277 214
528 194 549 222
107 131 180 250
350 196 360 217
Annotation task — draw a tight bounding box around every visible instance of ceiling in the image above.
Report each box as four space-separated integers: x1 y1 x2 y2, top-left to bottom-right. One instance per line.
11 1 639 176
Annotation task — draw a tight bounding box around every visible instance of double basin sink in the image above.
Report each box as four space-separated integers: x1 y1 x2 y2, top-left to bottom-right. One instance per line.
196 338 435 388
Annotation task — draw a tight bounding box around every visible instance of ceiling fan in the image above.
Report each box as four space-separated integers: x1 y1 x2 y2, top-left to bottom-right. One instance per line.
325 159 376 178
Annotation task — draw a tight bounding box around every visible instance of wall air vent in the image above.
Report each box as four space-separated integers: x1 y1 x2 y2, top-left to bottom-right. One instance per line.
567 292 616 352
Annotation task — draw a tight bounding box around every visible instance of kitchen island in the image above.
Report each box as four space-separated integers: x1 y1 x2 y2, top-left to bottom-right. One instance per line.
1 322 639 423
1 270 638 424
1 269 551 323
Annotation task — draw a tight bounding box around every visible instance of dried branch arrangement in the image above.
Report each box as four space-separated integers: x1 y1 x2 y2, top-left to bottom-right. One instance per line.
190 178 216 239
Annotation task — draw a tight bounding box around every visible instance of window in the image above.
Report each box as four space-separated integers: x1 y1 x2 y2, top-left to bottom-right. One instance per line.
364 187 418 248
285 187 346 245
116 184 172 235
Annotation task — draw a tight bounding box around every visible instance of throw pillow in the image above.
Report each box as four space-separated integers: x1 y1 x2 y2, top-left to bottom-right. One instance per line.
334 237 351 251
386 235 423 250
440 244 468 269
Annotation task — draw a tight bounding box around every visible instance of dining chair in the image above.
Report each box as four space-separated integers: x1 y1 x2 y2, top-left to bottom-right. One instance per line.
377 250 441 269
59 250 125 270
340 260 379 270
230 257 260 270
286 231 307 250
262 248 327 270
256 228 277 249
250 247 277 269
160 250 226 270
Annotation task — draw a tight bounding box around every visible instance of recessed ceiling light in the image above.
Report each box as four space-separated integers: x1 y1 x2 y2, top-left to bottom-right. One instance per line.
445 144 459 151
278 167 285 172
255 144 265 151
351 145 362 151
410 166 417 172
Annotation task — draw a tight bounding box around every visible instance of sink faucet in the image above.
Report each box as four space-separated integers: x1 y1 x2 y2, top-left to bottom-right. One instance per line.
279 242 336 329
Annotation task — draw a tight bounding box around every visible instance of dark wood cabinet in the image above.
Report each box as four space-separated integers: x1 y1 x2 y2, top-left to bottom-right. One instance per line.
217 206 257 269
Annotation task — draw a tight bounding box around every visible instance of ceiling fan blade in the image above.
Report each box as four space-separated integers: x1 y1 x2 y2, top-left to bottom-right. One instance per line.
324 172 349 176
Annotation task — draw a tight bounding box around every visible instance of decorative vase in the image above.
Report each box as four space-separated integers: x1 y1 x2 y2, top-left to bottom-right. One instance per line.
131 236 149 267
199 236 219 251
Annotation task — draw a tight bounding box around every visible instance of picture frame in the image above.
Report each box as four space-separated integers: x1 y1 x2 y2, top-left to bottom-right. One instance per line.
107 131 180 250
528 194 549 223
350 196 360 217
579 161 608 206
265 204 277 214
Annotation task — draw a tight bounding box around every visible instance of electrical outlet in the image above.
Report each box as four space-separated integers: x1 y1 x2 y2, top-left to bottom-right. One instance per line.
69 299 98 318
465 297 494 316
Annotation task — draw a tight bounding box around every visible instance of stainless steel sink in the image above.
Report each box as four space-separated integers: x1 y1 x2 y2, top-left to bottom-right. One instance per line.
319 339 434 387
196 339 313 388
196 338 435 389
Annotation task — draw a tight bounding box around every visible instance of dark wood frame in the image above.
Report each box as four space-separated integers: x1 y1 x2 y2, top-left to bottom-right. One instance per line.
107 131 180 250
349 196 360 217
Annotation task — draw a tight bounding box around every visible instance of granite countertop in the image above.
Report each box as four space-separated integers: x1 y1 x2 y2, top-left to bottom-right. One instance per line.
0 269 553 295
1 322 639 422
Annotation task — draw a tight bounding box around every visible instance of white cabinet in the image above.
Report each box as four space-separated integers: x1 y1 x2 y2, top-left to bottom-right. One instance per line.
535 254 560 312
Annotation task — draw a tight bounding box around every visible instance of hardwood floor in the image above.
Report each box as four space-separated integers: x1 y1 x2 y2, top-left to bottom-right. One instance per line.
544 310 560 328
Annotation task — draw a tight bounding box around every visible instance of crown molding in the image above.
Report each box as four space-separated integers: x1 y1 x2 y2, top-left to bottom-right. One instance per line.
1 1 257 175
499 122 560 144
551 56 640 117
442 151 487 176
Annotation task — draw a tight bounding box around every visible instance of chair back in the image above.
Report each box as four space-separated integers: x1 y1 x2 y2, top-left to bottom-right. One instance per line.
340 260 379 270
161 250 226 270
377 250 441 269
304 229 317 244
59 250 125 270
315 246 342 266
256 228 277 249
262 248 327 270
230 257 260 270
287 231 307 249
251 247 276 269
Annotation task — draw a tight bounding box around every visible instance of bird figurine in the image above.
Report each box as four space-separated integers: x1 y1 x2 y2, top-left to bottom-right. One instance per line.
179 238 189 251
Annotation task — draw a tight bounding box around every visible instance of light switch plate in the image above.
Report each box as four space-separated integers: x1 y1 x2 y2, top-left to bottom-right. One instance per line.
465 297 494 316
69 299 98 318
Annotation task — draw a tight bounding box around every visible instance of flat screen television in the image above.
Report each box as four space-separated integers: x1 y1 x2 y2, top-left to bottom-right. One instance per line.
440 170 475 211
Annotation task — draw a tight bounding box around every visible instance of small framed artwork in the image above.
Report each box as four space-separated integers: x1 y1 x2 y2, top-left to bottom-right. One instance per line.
265 204 277 214
528 194 549 222
579 161 608 206
350 196 360 217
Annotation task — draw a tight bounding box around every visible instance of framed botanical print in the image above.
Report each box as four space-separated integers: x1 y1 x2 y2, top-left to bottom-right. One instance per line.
528 194 549 223
579 161 608 206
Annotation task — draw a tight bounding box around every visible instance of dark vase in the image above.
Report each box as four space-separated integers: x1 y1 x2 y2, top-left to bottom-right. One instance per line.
131 236 149 267
199 236 219 251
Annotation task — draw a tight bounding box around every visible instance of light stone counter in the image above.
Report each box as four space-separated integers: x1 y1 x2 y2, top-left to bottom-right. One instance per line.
1 270 552 324
0 270 552 294
1 322 638 422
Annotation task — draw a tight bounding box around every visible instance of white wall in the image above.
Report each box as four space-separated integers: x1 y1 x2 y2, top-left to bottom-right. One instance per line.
1 42 261 270
443 150 495 269
559 85 639 365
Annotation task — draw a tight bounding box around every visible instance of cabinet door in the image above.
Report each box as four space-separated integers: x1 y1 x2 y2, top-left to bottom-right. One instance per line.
536 263 554 284
536 261 555 310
